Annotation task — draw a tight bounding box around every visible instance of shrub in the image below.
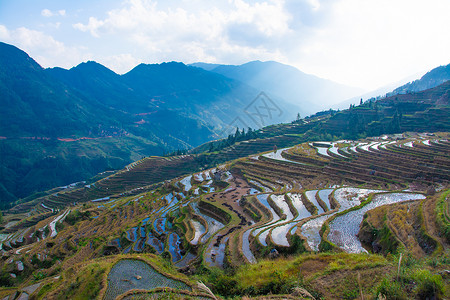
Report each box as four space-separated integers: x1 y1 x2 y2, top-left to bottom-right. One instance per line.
375 277 406 300
65 210 90 226
414 269 444 299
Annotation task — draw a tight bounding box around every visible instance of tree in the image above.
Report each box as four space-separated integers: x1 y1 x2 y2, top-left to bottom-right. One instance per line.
296 113 301 121
360 98 363 105
234 127 240 139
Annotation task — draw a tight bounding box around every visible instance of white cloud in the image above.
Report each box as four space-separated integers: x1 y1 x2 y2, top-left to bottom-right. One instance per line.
3 0 448 90
100 53 139 74
0 25 11 39
41 8 66 18
288 0 450 89
0 26 91 69
41 9 53 17
73 17 105 38
72 0 291 66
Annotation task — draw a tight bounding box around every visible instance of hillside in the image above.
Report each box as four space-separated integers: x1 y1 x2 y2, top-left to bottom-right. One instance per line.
0 131 448 299
192 80 450 157
0 43 297 205
389 63 450 95
0 79 448 298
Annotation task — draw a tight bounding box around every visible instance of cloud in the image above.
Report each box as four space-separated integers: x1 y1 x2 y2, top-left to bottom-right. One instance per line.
3 0 448 90
72 0 292 65
289 0 450 88
0 25 11 39
41 9 66 17
41 9 53 17
73 17 105 38
0 26 91 69
100 53 139 74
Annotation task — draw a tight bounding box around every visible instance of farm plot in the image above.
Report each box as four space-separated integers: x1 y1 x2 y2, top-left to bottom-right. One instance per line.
329 144 347 158
301 214 333 251
268 195 295 246
104 259 190 300
190 202 224 243
328 192 426 253
251 194 281 243
317 189 333 210
262 147 294 162
286 193 312 237
189 220 206 245
180 175 192 192
300 187 382 251
204 236 229 268
242 227 257 264
334 188 382 211
305 190 324 214
168 233 183 262
146 232 164 254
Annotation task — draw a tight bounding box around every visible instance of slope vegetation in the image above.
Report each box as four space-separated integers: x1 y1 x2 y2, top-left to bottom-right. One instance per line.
0 131 448 299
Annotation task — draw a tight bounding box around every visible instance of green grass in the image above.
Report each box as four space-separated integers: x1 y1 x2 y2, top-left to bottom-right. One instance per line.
436 189 450 242
375 256 446 300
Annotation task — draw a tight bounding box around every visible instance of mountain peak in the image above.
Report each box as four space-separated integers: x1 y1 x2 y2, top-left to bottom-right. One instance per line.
71 60 118 76
0 42 43 72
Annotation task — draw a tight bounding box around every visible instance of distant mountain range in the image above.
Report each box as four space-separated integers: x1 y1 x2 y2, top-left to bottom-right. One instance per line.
0 43 295 203
191 61 364 115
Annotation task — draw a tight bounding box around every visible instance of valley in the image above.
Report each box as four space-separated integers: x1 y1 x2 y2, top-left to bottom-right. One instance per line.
0 129 448 299
0 42 449 300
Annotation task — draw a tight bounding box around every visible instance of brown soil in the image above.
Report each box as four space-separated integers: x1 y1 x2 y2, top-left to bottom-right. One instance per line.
300 259 328 278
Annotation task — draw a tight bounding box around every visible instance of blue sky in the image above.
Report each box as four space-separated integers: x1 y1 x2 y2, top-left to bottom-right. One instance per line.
1 0 449 90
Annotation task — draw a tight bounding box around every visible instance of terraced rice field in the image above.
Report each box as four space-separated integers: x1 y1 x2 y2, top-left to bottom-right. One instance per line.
190 202 225 243
104 259 190 300
305 190 325 214
268 195 295 246
189 220 206 245
328 192 426 253
0 132 448 294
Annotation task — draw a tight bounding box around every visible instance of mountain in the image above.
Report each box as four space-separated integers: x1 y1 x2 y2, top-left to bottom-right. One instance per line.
332 71 426 110
189 62 222 71
0 43 296 205
0 80 448 299
0 44 109 138
193 60 364 115
389 63 450 95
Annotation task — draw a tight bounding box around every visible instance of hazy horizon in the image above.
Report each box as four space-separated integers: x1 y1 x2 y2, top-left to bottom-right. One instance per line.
1 0 449 90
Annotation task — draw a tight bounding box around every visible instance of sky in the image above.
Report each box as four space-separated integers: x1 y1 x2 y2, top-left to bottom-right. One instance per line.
0 0 449 90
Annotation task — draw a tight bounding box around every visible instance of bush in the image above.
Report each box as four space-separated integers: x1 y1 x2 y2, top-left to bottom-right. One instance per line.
0 272 13 287
414 269 444 299
376 277 407 300
65 210 90 226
